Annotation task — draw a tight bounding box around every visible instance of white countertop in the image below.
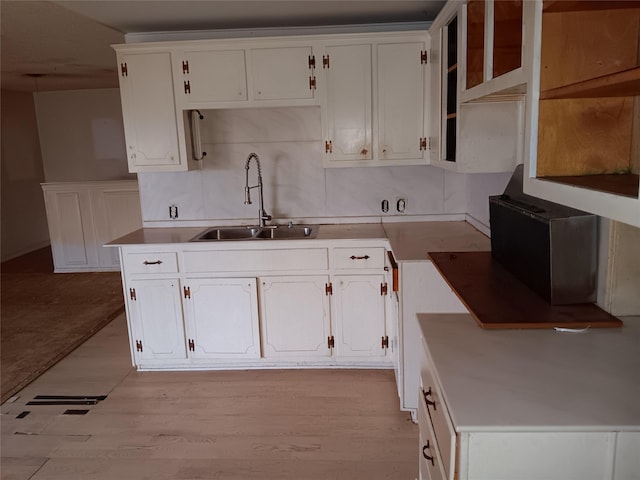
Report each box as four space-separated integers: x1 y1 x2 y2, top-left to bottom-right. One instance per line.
418 313 640 432
108 221 490 262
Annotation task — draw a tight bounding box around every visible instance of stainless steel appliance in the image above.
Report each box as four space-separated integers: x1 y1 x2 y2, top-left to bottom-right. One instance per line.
489 165 597 305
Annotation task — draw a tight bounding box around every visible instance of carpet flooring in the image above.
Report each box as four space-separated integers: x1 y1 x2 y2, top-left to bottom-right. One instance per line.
1 247 125 403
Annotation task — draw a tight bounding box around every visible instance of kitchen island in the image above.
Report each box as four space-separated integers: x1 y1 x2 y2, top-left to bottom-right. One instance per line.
417 313 640 480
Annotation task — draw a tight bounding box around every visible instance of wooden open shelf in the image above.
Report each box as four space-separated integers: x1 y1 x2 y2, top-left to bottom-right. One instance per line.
540 67 640 100
543 1 639 13
540 173 640 199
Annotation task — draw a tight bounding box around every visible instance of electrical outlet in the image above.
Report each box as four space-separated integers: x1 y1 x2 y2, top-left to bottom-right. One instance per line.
169 205 179 219
396 197 407 214
381 199 389 213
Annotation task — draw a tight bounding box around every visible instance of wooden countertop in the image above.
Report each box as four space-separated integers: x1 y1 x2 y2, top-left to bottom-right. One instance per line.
418 313 640 431
429 251 622 329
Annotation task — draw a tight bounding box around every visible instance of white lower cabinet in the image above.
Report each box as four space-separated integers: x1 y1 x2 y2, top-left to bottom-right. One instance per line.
332 274 387 361
118 242 394 370
260 275 332 359
127 278 188 365
183 278 260 359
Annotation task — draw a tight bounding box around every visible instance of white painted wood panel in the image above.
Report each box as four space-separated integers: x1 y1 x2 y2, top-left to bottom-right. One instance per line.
127 278 188 363
50 191 95 268
184 278 260 359
183 248 328 273
333 274 386 360
117 52 181 171
333 247 385 270
323 43 372 163
260 275 331 358
377 42 426 161
179 49 247 104
614 432 640 480
93 188 143 269
123 252 179 274
251 46 314 100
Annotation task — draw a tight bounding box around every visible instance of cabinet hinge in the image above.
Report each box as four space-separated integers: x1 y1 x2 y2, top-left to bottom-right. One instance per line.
309 76 316 90
325 140 333 154
381 283 388 296
135 340 143 352
182 60 189 74
323 54 330 69
308 55 315 69
120 62 128 77
184 80 191 94
129 288 136 301
328 335 335 349
188 339 195 351
419 137 428 151
325 282 333 296
184 286 191 299
421 50 428 64
381 335 389 349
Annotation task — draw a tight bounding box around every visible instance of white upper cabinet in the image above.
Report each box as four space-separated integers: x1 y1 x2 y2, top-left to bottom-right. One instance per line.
321 33 430 167
176 48 248 106
377 42 427 162
116 50 184 172
322 43 373 163
250 46 315 101
428 2 523 173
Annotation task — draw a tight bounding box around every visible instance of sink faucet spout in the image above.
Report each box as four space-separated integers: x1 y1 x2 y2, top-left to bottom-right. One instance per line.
244 153 271 227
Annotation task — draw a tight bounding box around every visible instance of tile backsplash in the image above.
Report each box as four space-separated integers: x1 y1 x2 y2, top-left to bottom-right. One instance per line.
138 106 503 226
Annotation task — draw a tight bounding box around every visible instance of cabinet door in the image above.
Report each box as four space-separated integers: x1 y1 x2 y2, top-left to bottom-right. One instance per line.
332 275 387 360
377 42 426 161
323 43 372 163
183 278 260 359
251 46 315 100
260 275 332 358
117 52 181 171
42 188 99 272
178 49 247 104
127 278 187 363
92 186 142 269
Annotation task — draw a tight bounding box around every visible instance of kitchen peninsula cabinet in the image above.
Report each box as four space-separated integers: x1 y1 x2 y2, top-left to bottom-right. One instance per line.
417 313 640 480
113 235 394 370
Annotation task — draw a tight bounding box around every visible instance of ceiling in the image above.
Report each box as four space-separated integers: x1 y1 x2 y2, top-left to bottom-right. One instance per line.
1 0 445 93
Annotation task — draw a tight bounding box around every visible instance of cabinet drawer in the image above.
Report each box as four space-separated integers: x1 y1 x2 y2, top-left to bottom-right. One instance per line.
123 252 179 274
420 358 456 479
418 391 447 480
333 247 385 270
184 248 328 273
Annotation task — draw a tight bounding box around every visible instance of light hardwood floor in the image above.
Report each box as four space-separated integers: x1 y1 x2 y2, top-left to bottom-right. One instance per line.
1 314 417 479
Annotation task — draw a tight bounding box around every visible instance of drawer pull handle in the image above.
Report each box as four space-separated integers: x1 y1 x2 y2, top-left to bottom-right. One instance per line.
350 255 370 260
422 442 435 466
422 387 437 410
143 260 163 265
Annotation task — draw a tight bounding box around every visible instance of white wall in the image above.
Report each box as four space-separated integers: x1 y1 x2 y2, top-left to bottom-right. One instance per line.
34 89 134 182
466 172 512 229
1 90 50 261
138 107 479 225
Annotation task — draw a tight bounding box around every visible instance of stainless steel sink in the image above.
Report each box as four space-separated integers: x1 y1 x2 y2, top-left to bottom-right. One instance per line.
190 225 318 241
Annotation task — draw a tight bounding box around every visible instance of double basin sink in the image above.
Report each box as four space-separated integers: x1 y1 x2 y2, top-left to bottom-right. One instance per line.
191 224 318 242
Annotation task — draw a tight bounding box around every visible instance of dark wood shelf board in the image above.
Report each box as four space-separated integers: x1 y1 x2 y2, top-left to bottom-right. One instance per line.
540 67 640 99
428 252 622 329
540 173 639 198
543 1 639 13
